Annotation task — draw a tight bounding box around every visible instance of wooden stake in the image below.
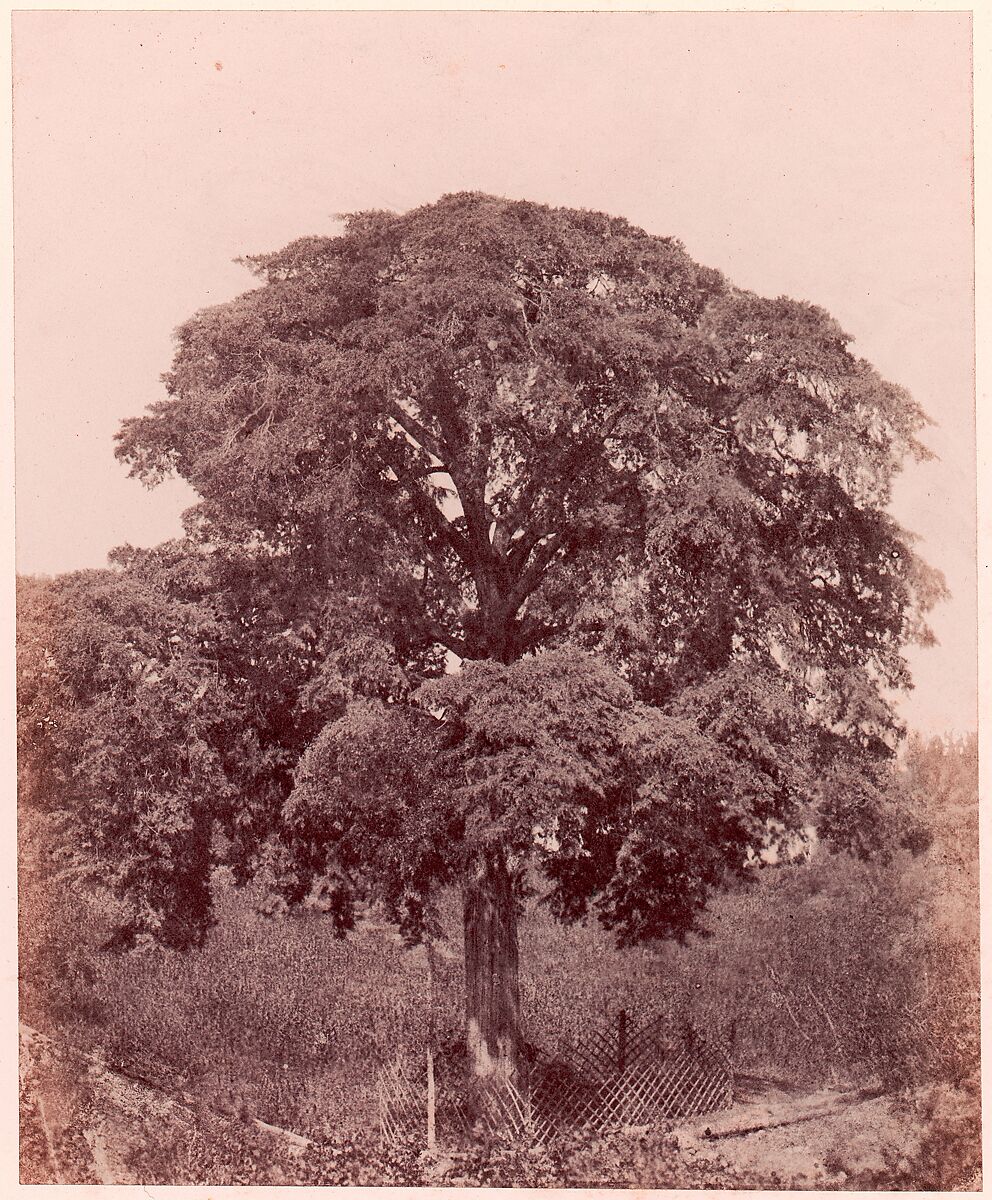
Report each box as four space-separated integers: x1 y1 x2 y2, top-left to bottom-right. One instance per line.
426 1046 436 1150
426 937 436 1150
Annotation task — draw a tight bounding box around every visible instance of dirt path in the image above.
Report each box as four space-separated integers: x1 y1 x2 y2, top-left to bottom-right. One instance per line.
673 1077 902 1187
82 1127 115 1184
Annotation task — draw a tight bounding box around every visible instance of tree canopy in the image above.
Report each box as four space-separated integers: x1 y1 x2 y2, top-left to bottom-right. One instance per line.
24 193 941 966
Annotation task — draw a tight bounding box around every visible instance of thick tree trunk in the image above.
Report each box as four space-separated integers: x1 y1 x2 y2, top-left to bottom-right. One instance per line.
463 850 522 1082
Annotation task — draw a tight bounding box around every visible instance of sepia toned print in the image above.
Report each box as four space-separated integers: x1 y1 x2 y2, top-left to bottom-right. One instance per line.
14 11 978 1191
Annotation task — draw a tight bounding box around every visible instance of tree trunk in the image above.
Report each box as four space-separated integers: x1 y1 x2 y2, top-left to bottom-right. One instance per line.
463 850 522 1082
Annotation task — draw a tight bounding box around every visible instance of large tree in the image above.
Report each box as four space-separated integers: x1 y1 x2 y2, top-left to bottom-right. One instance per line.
27 193 941 1082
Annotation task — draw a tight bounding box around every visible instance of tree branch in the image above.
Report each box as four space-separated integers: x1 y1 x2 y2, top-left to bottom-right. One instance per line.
506 527 558 576
423 383 501 592
518 616 570 652
386 399 446 465
507 530 578 611
419 617 468 658
380 451 474 566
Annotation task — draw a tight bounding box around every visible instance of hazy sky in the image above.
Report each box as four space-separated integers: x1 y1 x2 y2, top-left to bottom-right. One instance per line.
13 11 975 734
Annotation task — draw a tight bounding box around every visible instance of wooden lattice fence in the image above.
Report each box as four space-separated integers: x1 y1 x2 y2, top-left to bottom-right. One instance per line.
377 1056 423 1143
379 1009 733 1146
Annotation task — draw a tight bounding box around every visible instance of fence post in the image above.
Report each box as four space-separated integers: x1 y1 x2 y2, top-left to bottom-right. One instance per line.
618 1008 629 1125
617 1008 627 1075
426 937 437 1151
426 1046 436 1150
727 1016 738 1106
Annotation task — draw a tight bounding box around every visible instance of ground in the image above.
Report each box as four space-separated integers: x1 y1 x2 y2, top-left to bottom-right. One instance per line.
21 1019 978 1189
677 1077 901 1188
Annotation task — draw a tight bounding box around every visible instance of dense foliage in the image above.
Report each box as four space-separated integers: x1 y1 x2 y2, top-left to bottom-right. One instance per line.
20 194 942 963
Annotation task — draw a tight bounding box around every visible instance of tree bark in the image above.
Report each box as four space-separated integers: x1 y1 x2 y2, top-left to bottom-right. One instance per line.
463 850 522 1082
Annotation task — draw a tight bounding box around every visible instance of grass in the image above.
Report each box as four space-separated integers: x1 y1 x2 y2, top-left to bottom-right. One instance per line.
24 863 705 1138
22 852 976 1135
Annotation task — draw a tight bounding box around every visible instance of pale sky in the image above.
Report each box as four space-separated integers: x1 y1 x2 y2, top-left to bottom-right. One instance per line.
12 11 975 735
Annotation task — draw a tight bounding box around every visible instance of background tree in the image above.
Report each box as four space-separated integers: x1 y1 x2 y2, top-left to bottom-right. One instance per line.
17 552 253 948
26 193 941 1081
